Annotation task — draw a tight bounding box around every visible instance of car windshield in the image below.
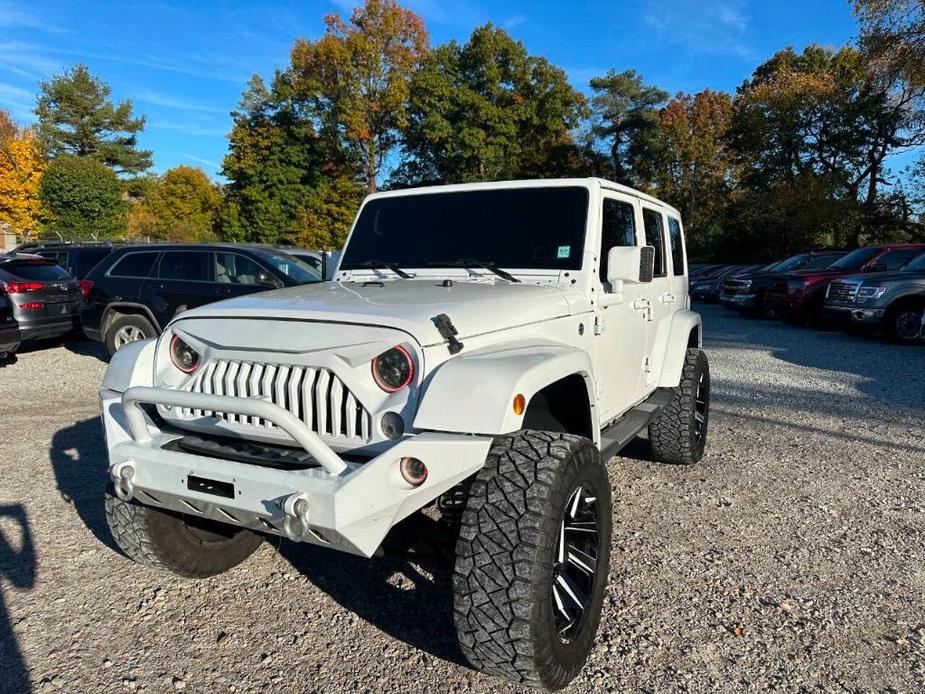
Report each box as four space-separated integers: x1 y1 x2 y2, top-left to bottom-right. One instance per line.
803 254 842 270
340 187 590 271
902 252 925 272
252 250 321 283
829 247 879 271
773 254 809 272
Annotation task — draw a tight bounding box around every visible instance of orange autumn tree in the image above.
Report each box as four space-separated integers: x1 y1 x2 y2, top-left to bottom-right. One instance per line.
0 110 46 236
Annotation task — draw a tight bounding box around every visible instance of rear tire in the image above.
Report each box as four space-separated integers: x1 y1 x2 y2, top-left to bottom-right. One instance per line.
453 431 612 690
105 489 263 578
648 348 710 465
105 314 157 357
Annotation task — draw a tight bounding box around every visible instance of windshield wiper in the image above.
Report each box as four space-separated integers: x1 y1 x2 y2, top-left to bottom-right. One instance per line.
428 259 520 283
351 259 412 279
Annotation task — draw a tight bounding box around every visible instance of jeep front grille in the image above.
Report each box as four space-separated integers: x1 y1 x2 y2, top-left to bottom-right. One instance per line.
827 280 857 304
177 360 372 442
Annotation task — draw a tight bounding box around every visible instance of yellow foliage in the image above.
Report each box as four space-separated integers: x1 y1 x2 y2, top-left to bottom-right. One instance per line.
0 116 46 234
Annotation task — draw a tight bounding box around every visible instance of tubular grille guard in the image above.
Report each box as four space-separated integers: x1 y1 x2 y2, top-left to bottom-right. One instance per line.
176 359 372 443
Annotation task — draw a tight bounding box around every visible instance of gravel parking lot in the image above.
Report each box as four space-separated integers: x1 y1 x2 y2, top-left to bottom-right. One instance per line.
1 305 923 693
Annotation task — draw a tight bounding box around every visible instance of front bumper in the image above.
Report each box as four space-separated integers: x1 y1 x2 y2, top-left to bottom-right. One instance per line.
101 386 492 557
719 292 757 309
823 304 885 326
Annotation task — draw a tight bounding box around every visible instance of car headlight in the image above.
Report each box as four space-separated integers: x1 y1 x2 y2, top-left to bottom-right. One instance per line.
371 345 414 392
170 334 201 374
856 286 886 301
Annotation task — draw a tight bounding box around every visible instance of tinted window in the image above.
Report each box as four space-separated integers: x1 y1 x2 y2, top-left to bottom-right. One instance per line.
75 249 113 277
642 208 667 277
803 254 842 269
600 198 636 283
215 252 269 285
830 247 879 271
158 251 211 282
875 249 918 271
773 254 809 272
342 187 589 271
109 252 159 278
37 251 68 266
252 250 321 284
903 253 925 272
667 217 684 276
2 261 70 281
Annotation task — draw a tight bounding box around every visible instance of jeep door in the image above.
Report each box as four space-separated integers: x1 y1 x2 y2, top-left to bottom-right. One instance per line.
640 206 678 387
142 250 215 325
594 191 648 419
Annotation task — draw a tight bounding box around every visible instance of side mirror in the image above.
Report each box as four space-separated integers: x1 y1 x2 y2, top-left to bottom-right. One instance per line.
607 246 655 284
256 271 282 288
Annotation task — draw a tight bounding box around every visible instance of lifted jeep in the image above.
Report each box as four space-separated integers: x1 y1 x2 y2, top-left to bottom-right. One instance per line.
100 179 709 690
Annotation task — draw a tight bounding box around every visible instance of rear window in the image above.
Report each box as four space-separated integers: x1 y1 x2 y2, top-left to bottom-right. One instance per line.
157 251 211 282
3 261 70 281
75 248 113 277
667 217 684 276
642 208 667 278
108 252 159 279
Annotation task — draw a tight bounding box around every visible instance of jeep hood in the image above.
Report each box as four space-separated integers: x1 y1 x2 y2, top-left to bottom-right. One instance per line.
173 279 575 346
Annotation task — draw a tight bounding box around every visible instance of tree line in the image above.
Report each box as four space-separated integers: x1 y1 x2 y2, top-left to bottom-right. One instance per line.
0 0 923 261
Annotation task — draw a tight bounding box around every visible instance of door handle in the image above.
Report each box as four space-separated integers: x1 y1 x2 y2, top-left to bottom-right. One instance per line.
659 292 676 304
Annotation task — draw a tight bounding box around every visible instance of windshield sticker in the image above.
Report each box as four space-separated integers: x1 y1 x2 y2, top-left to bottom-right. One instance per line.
557 245 571 259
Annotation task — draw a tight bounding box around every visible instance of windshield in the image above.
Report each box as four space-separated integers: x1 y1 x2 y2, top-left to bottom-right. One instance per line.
803 254 842 270
252 250 321 283
829 247 879 271
773 254 809 272
903 252 925 272
341 187 589 271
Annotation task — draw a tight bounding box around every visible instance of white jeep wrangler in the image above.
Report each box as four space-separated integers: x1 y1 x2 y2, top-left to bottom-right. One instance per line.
100 179 709 690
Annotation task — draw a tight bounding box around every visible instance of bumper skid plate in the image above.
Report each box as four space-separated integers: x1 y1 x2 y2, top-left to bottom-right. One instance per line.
102 386 492 557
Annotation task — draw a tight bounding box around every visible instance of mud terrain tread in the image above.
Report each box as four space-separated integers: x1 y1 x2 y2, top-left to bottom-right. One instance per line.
105 488 171 571
648 348 709 465
453 431 609 690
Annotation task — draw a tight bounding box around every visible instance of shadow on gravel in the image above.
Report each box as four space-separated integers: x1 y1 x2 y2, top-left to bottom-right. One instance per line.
0 503 36 693
49 417 120 554
278 512 469 668
63 337 108 362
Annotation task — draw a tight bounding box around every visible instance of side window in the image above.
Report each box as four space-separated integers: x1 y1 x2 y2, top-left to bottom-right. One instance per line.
158 251 210 282
600 198 637 283
76 249 112 277
876 249 917 271
642 208 667 278
667 217 685 276
215 252 268 285
108 252 159 279
38 251 67 267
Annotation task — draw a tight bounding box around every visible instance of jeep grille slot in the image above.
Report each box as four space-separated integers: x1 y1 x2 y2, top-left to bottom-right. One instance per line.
178 359 372 442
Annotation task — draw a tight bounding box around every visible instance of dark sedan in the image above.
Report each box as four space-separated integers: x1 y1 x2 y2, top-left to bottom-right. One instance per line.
0 254 81 343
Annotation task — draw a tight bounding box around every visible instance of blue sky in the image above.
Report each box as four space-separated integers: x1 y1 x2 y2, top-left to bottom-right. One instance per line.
0 0 885 181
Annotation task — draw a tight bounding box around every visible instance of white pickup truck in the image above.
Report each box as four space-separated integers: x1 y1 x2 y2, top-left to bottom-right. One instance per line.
100 178 710 690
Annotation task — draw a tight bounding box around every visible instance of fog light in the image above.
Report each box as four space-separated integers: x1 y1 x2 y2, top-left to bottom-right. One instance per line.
380 411 405 439
399 457 427 486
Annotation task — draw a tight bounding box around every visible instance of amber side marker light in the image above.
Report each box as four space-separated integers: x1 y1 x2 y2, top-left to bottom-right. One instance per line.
513 394 526 415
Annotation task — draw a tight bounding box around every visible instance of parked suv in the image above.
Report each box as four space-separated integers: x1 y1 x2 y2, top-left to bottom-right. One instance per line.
720 251 845 316
0 254 81 342
824 251 925 342
19 241 116 282
689 264 761 303
0 283 19 359
81 243 322 356
764 244 925 324
99 179 709 690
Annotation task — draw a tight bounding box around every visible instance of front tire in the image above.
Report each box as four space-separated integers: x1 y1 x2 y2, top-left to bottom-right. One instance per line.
886 303 924 344
649 348 710 465
105 489 263 578
453 431 612 690
105 314 157 357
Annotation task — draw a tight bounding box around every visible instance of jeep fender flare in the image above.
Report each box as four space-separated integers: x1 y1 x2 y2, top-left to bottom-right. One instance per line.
102 338 157 393
657 309 703 388
413 340 597 443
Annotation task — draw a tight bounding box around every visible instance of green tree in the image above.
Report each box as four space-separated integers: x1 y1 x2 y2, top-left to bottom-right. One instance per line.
221 74 329 244
289 0 428 192
395 24 586 184
35 63 152 174
295 176 366 250
39 155 126 237
855 0 925 86
130 166 221 242
587 69 668 184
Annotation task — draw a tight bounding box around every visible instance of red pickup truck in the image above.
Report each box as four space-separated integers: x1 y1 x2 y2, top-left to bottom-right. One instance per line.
763 244 925 324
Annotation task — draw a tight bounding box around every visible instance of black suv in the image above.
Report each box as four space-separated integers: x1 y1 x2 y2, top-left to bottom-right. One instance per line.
81 244 322 356
14 241 116 280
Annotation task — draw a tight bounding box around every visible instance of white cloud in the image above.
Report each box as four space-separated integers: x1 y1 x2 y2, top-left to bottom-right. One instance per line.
0 81 35 120
182 153 221 169
504 14 526 30
0 2 66 33
0 41 67 79
642 0 752 59
148 120 227 137
134 89 226 114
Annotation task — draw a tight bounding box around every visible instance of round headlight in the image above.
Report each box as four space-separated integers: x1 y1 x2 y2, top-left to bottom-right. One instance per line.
371 345 413 392
170 335 200 374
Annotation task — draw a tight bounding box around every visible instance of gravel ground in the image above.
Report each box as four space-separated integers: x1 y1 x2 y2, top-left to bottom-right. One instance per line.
1 305 923 693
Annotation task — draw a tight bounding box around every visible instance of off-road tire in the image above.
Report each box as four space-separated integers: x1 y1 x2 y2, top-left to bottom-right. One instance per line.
648 348 710 465
105 314 157 357
453 431 612 690
105 488 263 578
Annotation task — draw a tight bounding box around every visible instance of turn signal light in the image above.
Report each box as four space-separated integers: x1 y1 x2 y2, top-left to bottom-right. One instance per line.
513 393 526 415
